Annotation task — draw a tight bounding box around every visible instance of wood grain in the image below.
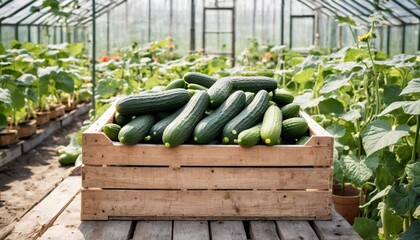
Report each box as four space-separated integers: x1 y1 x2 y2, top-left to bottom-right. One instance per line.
312 210 362 240
83 166 331 190
81 190 332 220
133 221 172 240
173 221 210 240
210 221 247 240
249 221 280 240
276 221 319 240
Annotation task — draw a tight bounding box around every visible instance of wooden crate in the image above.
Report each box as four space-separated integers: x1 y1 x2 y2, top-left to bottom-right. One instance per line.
81 102 333 221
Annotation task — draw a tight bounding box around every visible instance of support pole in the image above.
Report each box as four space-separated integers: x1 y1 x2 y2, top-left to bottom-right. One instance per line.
190 0 195 51
148 0 151 42
402 24 406 53
280 0 284 45
92 0 97 117
107 12 110 55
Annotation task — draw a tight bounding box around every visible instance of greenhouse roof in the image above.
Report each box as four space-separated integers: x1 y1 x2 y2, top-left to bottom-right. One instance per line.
0 0 418 27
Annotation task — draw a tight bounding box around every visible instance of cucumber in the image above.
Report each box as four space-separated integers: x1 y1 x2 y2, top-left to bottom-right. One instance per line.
222 90 270 144
163 91 210 147
237 124 262 148
183 72 217 88
103 123 121 141
146 107 185 143
116 89 190 116
226 76 277 93
59 152 80 166
118 115 155 145
207 78 233 108
260 105 282 145
245 92 255 105
187 83 208 91
164 79 186 90
193 90 246 144
187 89 197 96
281 103 300 119
272 89 294 106
281 117 309 141
296 135 310 145
114 112 132 126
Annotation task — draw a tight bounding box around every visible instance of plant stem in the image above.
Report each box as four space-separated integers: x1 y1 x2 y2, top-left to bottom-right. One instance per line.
349 25 359 48
366 40 381 116
412 115 420 163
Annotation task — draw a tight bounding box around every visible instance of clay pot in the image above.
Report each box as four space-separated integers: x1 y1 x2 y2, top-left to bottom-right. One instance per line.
49 104 66 120
0 129 18 147
36 111 51 127
332 184 360 225
62 101 77 112
12 120 37 138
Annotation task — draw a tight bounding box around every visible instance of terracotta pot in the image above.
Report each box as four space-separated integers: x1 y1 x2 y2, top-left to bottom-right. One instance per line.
62 101 77 112
0 129 18 147
332 185 360 225
36 111 51 127
49 104 66 120
12 120 37 138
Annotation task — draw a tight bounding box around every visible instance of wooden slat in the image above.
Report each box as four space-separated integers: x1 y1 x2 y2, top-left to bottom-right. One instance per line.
132 221 172 240
82 166 332 190
21 121 61 153
0 143 22 167
81 190 331 220
6 176 81 240
249 221 280 240
40 194 133 240
173 221 210 240
210 221 247 240
83 144 332 166
300 111 331 137
276 221 319 240
312 210 362 240
61 103 90 127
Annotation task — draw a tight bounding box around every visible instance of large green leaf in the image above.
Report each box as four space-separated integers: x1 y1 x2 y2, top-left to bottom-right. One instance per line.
66 43 84 56
353 217 379 240
0 88 11 104
343 48 369 62
378 202 403 236
326 124 346 138
362 120 410 156
365 155 379 171
387 185 416 215
320 72 354 94
406 162 420 194
17 74 36 86
292 68 315 83
401 220 420 240
342 154 372 187
96 78 120 99
339 110 361 122
318 98 345 115
379 101 407 116
400 78 420 95
361 185 391 208
0 42 5 54
402 100 420 115
54 71 74 93
383 85 402 105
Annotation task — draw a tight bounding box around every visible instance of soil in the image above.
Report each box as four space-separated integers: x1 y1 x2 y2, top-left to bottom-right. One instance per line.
0 113 88 230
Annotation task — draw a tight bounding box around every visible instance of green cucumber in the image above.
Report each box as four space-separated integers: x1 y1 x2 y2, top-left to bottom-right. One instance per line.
281 117 309 141
281 103 300 119
260 105 282 145
187 83 208 91
59 152 80 166
245 92 255 105
296 135 311 145
163 91 210 147
227 76 277 93
114 112 132 126
272 89 294 106
103 123 121 141
193 90 246 144
183 72 217 88
237 124 262 148
118 115 155 145
146 107 185 143
207 78 233 108
164 79 186 90
222 90 270 144
116 89 190 116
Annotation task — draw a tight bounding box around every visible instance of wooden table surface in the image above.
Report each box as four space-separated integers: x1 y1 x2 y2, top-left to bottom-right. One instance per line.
4 176 362 240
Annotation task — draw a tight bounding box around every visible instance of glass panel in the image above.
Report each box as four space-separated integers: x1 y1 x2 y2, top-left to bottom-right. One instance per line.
18 26 29 42
389 27 403 56
1 26 15 47
291 17 313 49
3 0 44 24
404 25 419 54
30 26 39 43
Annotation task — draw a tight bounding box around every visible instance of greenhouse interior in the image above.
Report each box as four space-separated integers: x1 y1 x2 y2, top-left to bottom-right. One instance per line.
0 0 419 239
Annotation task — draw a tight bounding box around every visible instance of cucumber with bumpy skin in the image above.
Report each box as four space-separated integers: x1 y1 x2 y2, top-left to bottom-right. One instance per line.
222 90 270 144
163 91 210 147
207 78 233 108
103 123 121 141
193 90 246 144
260 105 282 145
281 117 309 141
187 83 208 91
114 112 132 126
244 92 255 106
164 79 186 90
118 115 155 145
237 124 262 148
183 72 217 88
146 107 185 143
281 103 300 119
227 76 278 93
272 89 294 106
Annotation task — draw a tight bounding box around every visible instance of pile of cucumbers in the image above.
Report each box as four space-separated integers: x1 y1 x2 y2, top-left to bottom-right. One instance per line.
102 72 309 148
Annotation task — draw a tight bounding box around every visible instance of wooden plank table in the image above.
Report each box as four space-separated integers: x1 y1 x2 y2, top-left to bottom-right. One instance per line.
5 176 362 240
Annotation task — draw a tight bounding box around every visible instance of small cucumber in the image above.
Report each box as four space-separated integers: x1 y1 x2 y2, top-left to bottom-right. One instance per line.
260 105 282 145
118 115 155 145
103 123 121 141
114 112 132 126
281 117 309 141
183 72 217 88
146 107 185 143
164 79 186 90
237 124 262 148
281 103 300 119
272 89 294 106
244 92 255 105
187 83 208 91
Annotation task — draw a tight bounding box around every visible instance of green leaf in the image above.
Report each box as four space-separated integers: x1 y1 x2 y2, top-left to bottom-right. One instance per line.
378 202 403 236
66 43 84 56
402 100 420 115
365 155 379 171
96 78 120 99
353 217 379 240
400 78 420 96
318 98 345 115
326 124 346 138
330 62 363 72
414 206 420 219
361 185 391 208
54 72 74 93
383 85 402 105
0 88 11 104
292 68 315 83
10 87 25 109
343 48 369 62
406 162 420 194
401 220 420 240
336 15 357 26
387 185 416 215
0 42 5 54
342 154 372 187
17 74 36 86
0 114 7 127
362 120 410 156
320 72 354 94
339 110 361 122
